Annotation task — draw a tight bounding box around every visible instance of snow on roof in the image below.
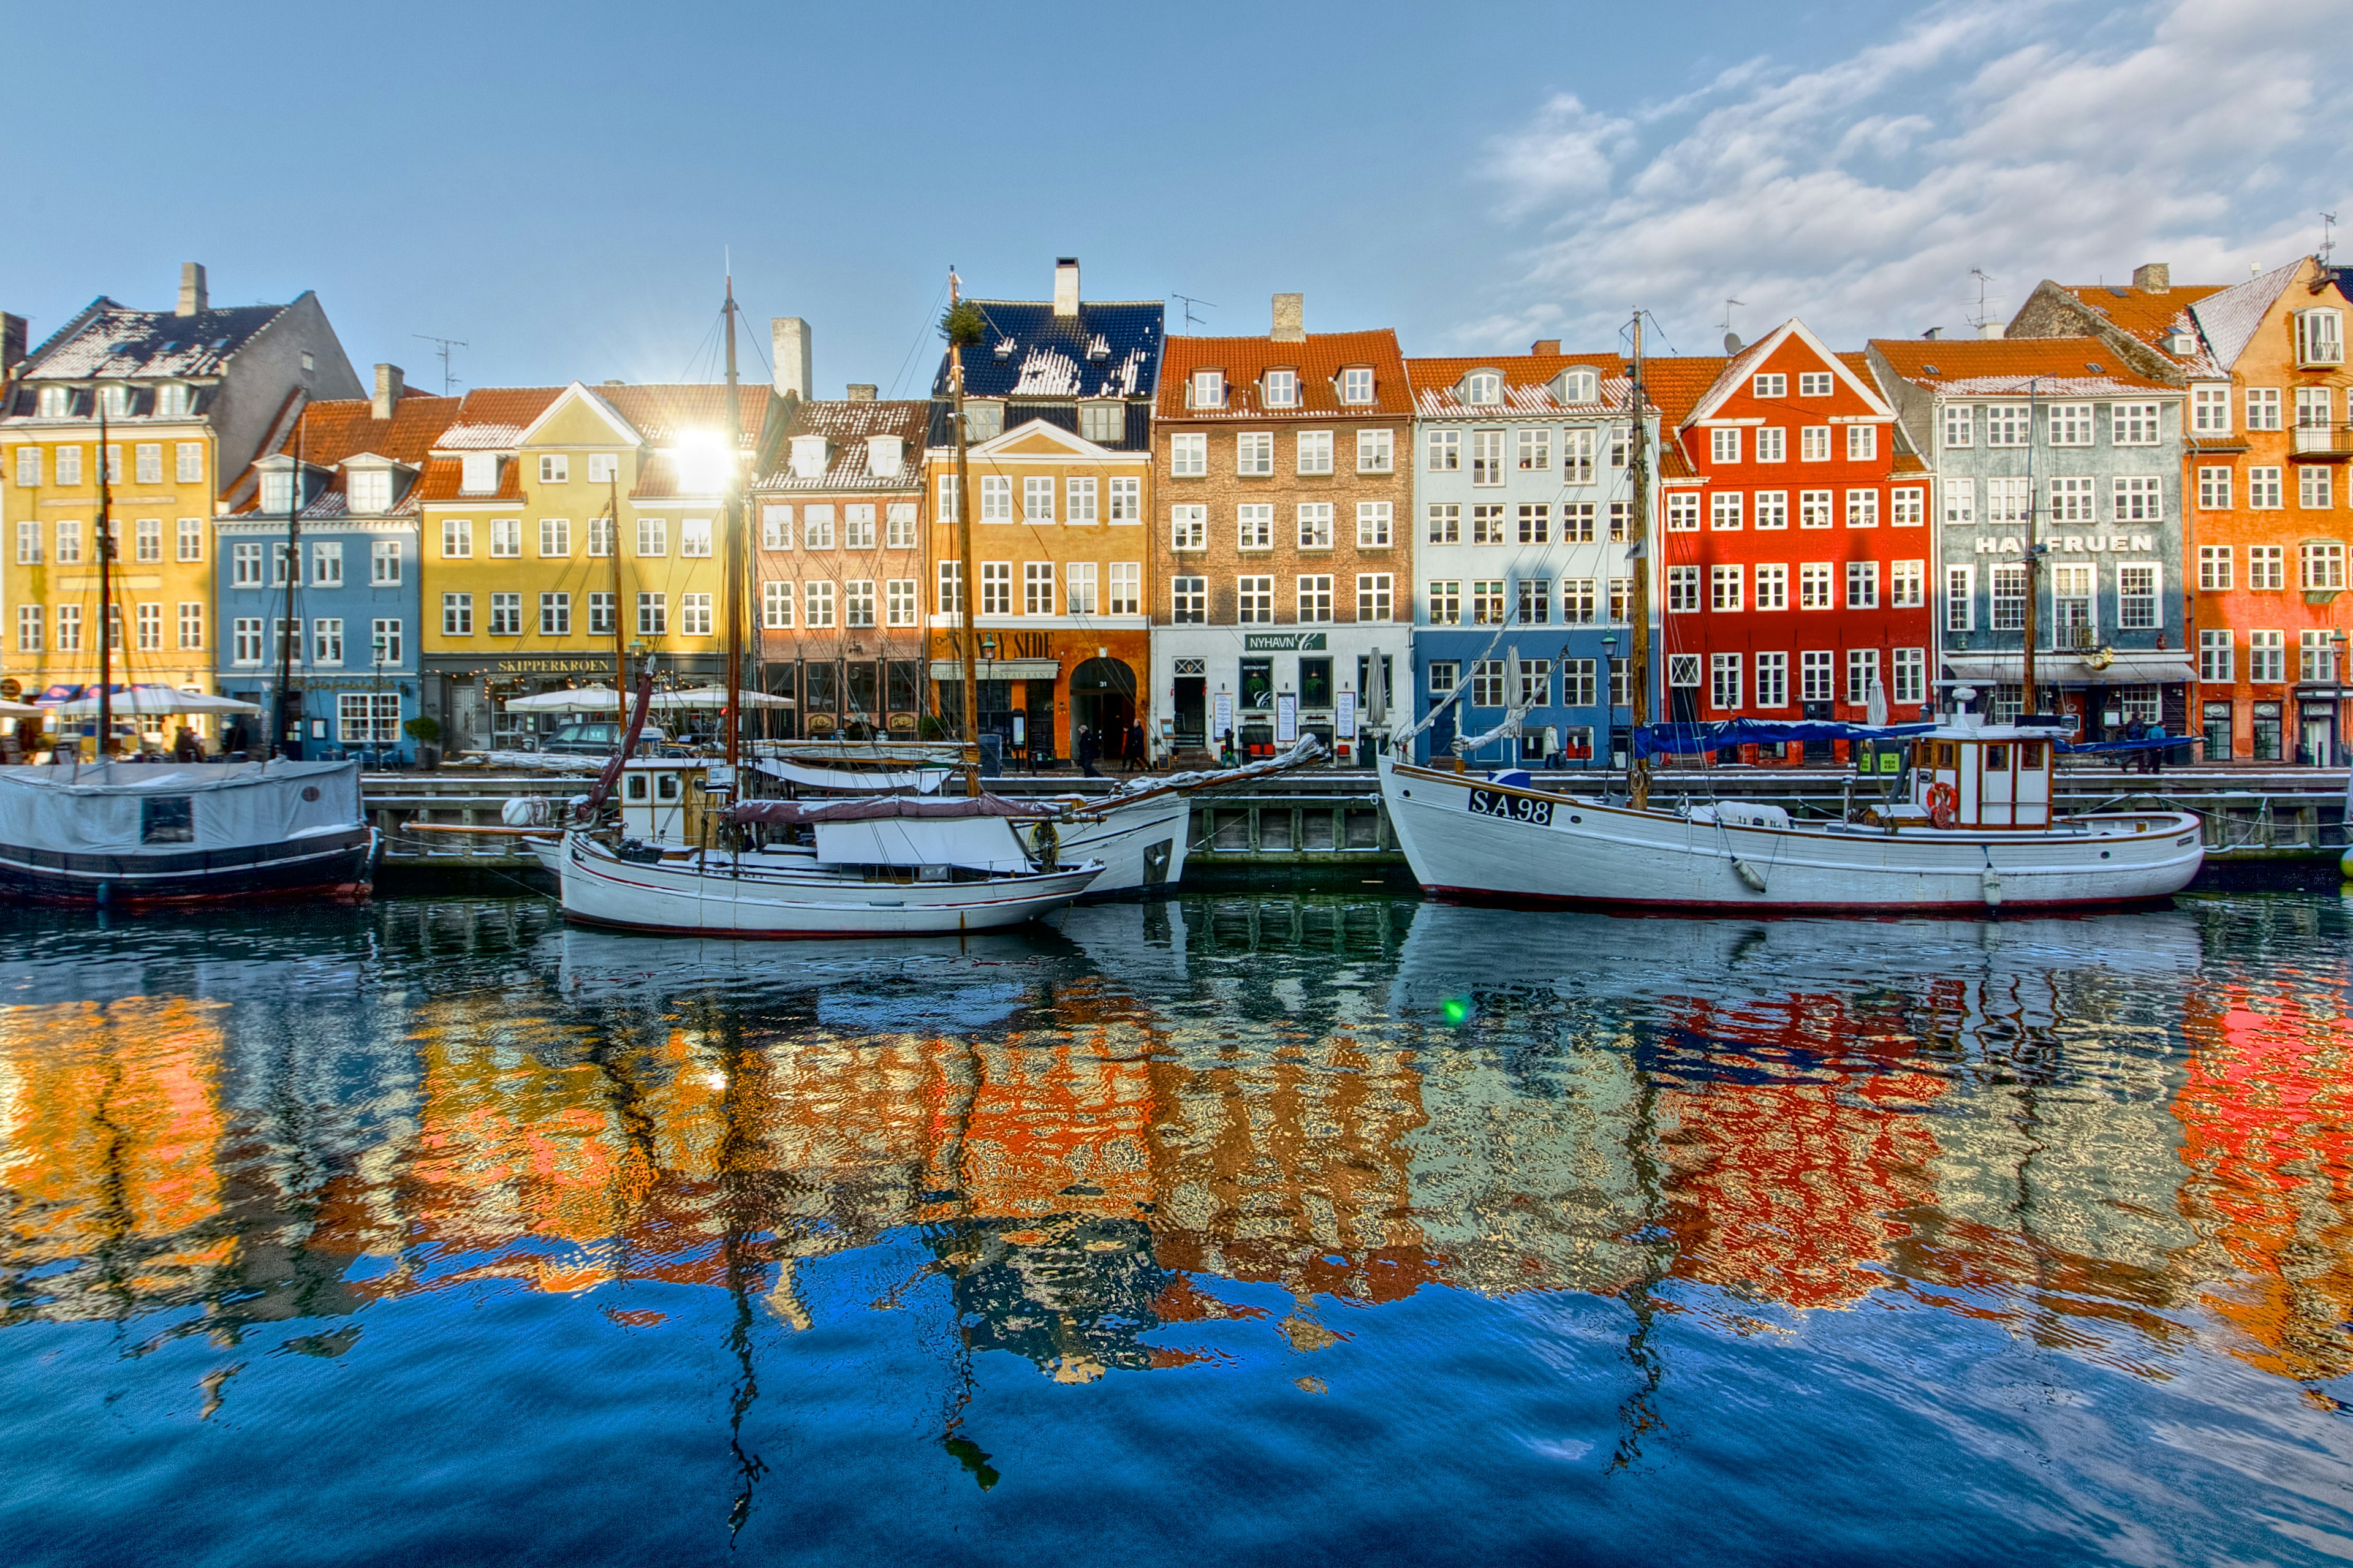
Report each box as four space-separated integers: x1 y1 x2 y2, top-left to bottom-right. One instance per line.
932 299 1165 401
1010 344 1082 397
20 300 289 380
2189 259 2307 373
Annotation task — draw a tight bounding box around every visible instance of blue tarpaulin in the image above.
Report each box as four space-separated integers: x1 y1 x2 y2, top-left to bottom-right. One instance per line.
1634 719 1934 760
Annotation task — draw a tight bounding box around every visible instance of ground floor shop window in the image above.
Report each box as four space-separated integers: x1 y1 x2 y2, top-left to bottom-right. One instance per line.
2253 701 2283 760
1240 659 1273 711
338 691 403 745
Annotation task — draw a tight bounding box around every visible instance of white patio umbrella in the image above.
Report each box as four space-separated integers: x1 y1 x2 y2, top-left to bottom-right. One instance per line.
0 698 47 718
648 686 795 711
48 687 263 717
504 684 622 714
1865 676 1890 729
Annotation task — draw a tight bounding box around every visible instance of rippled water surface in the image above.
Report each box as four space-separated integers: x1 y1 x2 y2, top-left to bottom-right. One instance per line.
7 887 2353 1564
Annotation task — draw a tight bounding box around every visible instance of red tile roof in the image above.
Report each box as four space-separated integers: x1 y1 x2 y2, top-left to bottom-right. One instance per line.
598 383 770 450
1868 337 2178 396
433 387 566 450
1405 352 1646 416
1156 330 1409 419
1639 356 1732 426
2057 282 2225 349
225 393 464 515
415 455 526 504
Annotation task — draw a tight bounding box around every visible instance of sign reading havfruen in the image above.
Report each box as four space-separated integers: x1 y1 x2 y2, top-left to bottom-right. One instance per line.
1973 533 2157 555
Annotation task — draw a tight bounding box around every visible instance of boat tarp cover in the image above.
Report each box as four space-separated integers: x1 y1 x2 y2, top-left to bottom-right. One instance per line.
0 760 362 852
1634 720 1935 759
751 757 952 794
725 794 1053 826
813 816 1034 872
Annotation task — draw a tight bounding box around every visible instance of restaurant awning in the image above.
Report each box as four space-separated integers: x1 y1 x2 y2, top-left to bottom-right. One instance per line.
1941 653 2197 687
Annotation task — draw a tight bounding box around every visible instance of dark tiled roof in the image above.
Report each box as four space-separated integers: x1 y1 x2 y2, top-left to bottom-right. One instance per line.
922 398 1151 451
17 298 290 381
930 300 1165 401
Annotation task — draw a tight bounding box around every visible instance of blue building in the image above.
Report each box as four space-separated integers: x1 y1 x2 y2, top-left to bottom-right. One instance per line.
1405 347 1659 766
216 368 452 760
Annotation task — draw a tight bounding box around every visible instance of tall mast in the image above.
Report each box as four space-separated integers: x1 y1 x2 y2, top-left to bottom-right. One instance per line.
607 476 627 701
1627 311 1653 810
273 418 303 759
950 269 980 797
2021 377 2039 714
96 401 113 757
722 273 745 774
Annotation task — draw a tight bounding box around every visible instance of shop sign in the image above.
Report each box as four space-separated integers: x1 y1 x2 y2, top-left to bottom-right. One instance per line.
1972 534 2156 555
1212 691 1235 741
1275 693 1298 744
1335 690 1357 740
1244 633 1327 651
483 656 627 676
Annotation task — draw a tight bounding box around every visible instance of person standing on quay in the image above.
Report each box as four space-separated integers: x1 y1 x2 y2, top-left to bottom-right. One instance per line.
1077 724 1101 778
1125 720 1146 773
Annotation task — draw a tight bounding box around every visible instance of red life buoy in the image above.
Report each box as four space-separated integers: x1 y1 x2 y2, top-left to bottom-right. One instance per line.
1927 781 1959 828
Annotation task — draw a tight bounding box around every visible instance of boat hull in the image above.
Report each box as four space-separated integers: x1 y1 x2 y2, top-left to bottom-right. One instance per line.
1378 756 2203 913
557 833 1101 937
1057 793 1192 896
0 825 380 907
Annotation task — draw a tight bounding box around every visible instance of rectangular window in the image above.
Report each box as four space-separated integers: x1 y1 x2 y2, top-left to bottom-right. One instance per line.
1846 489 1879 528
1471 504 1507 545
933 561 960 616
2301 541 2345 591
1515 577 1550 625
335 692 404 746
1942 404 1974 449
981 562 1011 616
1711 492 1743 531
588 594 614 637
2052 563 2095 640
1237 575 1273 624
1512 502 1548 545
1018 476 1053 523
271 541 292 586
2298 387 2335 432
134 602 161 651
2199 629 2234 682
1610 577 1631 623
2118 564 2159 629
1357 428 1393 472
1023 561 1055 615
1428 503 1462 545
1893 648 1925 706
1986 404 2030 446
1892 559 1925 607
131 442 160 485
1666 493 1702 533
2110 475 2164 523
1982 477 2029 528
1561 658 1596 707
1237 433 1275 477
1891 487 1923 526
311 617 343 664
2301 468 2335 510
2296 309 2344 367
1946 565 1976 632
1298 502 1334 550
539 592 571 636
803 581 838 629
2112 403 2161 445
1754 491 1788 530
1296 575 1334 624
364 540 400 586
1711 427 1741 464
2248 389 2283 431
1710 564 1743 612
1515 428 1551 471
50 520 80 566
1064 562 1097 615
1846 424 1877 461
132 517 161 563
1989 564 2026 631
12 446 37 488
1471 661 1507 709
1754 651 1787 708
1798 489 1833 529
1943 477 1976 529
539 517 571 558
2048 476 2095 523
232 540 263 585
1846 560 1879 609
1171 433 1207 477
782 584 815 631
231 616 263 665
442 593 472 636
311 540 342 585
1471 430 1506 485
587 517 615 557
1170 504 1207 551
1798 562 1834 610
55 447 80 485
637 591 667 635
1104 562 1139 616
488 593 521 637
1667 565 1702 613
177 517 203 562
1756 426 1786 463
1105 479 1140 525
1755 563 1788 611
1846 648 1880 706
1357 501 1393 547
1561 501 1596 542
2251 545 2286 589
1561 578 1597 624
1710 653 1741 711
1238 504 1274 551
1428 580 1461 624
1427 429 1461 472
13 519 38 565
587 453 618 483
977 477 1012 523
539 453 568 483
2199 546 2232 591
1471 580 1506 625
1295 430 1333 475
1798 372 1833 398
1801 426 1831 462
178 602 203 651
840 506 875 550
1754 373 1787 399
2251 629 2286 683
1563 428 1596 483
1348 572 1392 624
1172 576 1207 624
2047 404 2093 445
763 580 795 629
885 578 919 626
442 517 473 558
2193 387 2231 434
1799 650 1834 703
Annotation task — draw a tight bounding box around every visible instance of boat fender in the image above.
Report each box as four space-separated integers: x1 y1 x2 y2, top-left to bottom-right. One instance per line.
1981 865 2003 908
1029 820 1061 870
1733 858 1768 893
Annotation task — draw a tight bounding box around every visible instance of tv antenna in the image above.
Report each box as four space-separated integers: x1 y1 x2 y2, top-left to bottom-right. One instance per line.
1965 268 1996 331
1718 298 1745 354
2322 211 2339 265
412 333 468 395
1170 293 1214 333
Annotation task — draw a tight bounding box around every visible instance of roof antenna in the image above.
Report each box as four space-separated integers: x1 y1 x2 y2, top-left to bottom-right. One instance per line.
412 333 467 396
1718 298 1745 354
1965 269 1996 333
1171 293 1214 333
2322 211 2338 265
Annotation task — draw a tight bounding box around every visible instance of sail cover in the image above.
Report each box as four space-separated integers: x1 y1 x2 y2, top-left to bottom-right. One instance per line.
812 816 1034 872
0 760 363 854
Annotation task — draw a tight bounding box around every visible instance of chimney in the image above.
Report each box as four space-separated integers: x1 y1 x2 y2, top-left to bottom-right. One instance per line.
2133 262 2171 293
770 317 812 398
846 383 877 403
0 313 25 377
372 363 405 421
1922 327 1943 340
1978 321 2004 340
1271 292 1304 343
1053 257 1081 318
176 263 208 317
1529 339 1561 356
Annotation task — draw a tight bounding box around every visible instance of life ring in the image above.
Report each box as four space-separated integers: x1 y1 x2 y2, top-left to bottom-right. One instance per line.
1029 819 1061 869
1926 782 1959 829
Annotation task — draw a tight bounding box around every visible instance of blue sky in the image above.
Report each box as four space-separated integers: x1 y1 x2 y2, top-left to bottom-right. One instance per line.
7 0 2347 395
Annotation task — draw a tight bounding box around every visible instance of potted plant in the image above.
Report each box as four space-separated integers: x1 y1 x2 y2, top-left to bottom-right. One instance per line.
403 714 442 770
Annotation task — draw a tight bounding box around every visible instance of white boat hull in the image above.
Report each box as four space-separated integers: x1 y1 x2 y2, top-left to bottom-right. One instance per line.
1055 793 1192 895
557 831 1102 937
1378 756 2203 913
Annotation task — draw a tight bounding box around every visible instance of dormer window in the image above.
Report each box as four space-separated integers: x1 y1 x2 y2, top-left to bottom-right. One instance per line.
2296 308 2344 368
1464 371 1503 406
1191 369 1226 409
1554 368 1598 404
963 401 1004 442
1264 368 1299 407
1079 400 1125 443
1341 367 1374 404
99 385 131 417
260 471 295 513
2166 328 2199 356
993 337 1017 360
460 452 499 494
154 382 192 417
790 436 830 480
347 467 395 513
1086 334 1111 362
36 386 69 418
864 434 903 479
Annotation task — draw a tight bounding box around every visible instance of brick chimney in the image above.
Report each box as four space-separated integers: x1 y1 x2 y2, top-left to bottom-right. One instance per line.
846 383 876 402
372 363 404 421
1053 257 1080 318
1271 292 1304 343
176 263 208 317
0 313 25 377
771 317 812 398
2133 262 2171 292
1529 339 1561 355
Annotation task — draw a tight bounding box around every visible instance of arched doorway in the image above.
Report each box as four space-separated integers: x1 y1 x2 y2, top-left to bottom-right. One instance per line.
1069 656 1137 762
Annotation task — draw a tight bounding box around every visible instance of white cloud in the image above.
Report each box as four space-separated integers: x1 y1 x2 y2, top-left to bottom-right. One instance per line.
1471 0 2353 355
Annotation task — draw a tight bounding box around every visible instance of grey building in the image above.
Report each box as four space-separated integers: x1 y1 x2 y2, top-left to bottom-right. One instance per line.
1869 336 2191 738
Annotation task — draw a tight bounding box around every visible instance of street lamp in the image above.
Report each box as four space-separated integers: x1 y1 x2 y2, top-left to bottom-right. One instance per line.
372 633 387 764
1601 634 1620 770
2335 630 2349 767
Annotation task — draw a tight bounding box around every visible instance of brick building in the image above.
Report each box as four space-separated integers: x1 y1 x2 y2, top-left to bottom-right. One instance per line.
1151 295 1411 761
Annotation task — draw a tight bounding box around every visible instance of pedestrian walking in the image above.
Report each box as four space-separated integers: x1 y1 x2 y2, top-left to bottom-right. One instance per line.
172 725 200 763
1077 724 1101 778
1124 720 1146 773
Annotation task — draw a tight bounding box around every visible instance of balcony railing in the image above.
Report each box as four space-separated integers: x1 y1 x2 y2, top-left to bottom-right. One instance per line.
2291 424 2353 457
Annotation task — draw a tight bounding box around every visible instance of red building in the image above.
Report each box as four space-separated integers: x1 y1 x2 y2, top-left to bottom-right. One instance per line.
1651 321 1933 749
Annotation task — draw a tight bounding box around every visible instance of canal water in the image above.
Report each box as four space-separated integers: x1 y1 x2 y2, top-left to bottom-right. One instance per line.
4 889 2353 1565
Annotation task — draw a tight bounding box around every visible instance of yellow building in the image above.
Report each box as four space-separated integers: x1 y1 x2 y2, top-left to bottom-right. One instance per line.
417 381 771 751
0 263 358 740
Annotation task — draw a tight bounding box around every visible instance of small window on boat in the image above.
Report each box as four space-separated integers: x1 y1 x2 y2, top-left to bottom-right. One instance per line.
1986 744 2009 770
624 774 649 802
140 797 194 844
2020 742 2045 769
656 773 682 801
1936 742 1957 769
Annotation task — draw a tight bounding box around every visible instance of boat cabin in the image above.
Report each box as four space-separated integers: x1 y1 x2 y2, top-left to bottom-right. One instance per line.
1908 714 2057 830
618 759 729 846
